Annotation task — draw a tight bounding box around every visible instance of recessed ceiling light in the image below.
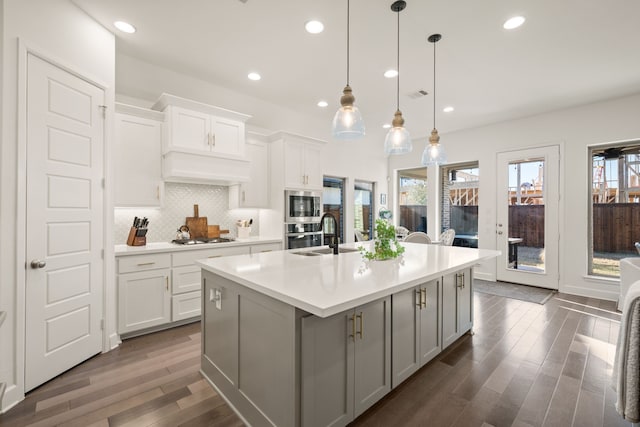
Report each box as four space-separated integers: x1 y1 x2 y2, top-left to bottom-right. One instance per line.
317 101 328 108
503 16 525 30
305 20 324 34
114 21 136 34
247 72 261 81
384 69 398 78
443 106 454 113
382 124 391 129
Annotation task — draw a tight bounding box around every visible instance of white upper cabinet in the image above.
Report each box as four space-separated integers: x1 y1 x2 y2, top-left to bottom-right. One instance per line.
114 103 164 207
269 131 326 192
169 106 245 157
229 133 269 208
152 93 252 185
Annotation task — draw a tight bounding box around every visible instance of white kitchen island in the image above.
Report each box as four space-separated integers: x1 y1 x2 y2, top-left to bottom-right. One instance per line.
197 243 499 427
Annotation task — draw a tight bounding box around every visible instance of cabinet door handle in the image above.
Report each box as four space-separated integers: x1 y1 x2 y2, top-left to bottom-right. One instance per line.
165 276 169 291
208 255 222 258
421 288 427 309
211 132 216 147
415 289 422 308
356 312 363 339
242 191 246 203
349 314 356 341
156 185 160 200
137 262 155 266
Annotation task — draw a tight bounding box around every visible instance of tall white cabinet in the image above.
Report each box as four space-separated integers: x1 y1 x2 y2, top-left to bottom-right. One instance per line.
114 104 164 207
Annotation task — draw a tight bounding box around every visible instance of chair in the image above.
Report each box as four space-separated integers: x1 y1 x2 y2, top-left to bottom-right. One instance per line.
355 230 364 242
395 226 410 241
404 232 432 244
439 229 456 246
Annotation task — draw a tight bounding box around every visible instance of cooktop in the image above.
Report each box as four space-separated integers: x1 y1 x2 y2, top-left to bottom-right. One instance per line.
172 237 234 245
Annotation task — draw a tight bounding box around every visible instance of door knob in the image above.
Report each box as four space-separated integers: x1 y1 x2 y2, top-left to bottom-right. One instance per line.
497 231 503 235
30 260 46 269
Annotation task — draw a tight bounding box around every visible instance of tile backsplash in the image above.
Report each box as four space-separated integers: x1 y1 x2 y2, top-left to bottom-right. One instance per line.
114 182 260 244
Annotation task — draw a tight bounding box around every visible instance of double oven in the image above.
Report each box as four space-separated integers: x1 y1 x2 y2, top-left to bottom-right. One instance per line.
284 190 323 249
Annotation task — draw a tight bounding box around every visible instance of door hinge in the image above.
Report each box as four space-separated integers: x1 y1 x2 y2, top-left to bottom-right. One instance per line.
98 105 107 119
100 319 104 330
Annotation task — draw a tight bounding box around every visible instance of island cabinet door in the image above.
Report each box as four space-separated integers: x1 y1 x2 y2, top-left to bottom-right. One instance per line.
202 276 239 388
353 296 392 417
301 312 355 427
418 279 441 366
442 269 474 348
442 272 459 348
391 287 420 388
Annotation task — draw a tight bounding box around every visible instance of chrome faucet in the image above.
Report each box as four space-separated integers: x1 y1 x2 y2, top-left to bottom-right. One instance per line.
318 213 340 255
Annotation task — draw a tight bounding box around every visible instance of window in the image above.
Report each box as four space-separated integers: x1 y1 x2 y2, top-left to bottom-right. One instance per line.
354 180 374 241
441 163 479 247
398 168 427 232
589 143 640 277
323 177 345 243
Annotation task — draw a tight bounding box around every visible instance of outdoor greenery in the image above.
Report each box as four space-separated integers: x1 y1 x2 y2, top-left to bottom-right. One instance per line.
359 219 405 261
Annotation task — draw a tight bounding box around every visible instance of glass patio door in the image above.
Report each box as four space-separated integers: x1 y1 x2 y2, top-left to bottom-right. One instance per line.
496 146 559 289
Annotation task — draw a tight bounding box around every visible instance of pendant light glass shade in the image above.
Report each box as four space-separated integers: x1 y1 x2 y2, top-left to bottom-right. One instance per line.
421 128 447 165
332 85 365 139
385 1 411 155
384 110 412 154
332 0 365 140
422 33 446 166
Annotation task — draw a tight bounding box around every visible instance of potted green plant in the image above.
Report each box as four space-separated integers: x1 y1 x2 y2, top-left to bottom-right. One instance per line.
359 219 405 261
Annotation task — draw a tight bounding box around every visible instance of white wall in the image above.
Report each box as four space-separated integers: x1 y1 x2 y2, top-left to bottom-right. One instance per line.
0 0 115 411
389 93 640 300
115 53 391 244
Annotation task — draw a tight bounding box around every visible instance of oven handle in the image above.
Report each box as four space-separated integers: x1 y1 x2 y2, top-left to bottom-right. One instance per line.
285 232 323 237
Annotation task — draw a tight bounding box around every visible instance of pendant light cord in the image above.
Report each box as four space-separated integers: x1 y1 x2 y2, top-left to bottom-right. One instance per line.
346 0 350 86
396 9 400 110
433 38 436 127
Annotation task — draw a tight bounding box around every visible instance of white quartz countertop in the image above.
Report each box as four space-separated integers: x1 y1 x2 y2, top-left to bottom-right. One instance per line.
115 236 282 256
197 242 500 318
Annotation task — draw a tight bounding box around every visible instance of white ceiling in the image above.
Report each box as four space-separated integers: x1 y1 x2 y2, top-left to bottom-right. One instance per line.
73 0 640 142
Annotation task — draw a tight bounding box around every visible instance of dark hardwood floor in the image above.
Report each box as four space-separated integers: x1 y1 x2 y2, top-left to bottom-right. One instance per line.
0 290 631 427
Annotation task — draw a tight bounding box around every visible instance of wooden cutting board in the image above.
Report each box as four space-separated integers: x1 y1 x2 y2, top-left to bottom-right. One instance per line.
186 204 208 238
207 225 220 238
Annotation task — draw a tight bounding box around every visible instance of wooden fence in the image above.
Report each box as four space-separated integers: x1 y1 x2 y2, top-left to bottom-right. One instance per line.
593 203 640 252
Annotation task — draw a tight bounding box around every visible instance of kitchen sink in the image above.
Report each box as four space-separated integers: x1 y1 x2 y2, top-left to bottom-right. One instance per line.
292 247 360 256
311 247 360 254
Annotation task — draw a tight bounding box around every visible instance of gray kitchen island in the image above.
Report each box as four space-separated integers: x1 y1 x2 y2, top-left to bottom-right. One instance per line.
197 243 499 427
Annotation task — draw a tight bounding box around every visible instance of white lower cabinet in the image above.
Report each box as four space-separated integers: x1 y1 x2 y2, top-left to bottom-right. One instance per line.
301 297 391 427
170 246 250 322
117 242 279 335
117 253 172 334
442 268 473 348
391 278 441 388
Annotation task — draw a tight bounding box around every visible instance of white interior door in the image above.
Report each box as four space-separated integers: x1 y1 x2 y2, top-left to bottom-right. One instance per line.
25 53 104 391
496 146 560 289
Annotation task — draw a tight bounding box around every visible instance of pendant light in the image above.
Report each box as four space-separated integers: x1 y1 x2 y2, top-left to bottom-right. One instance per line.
384 1 412 155
422 34 447 166
332 0 365 140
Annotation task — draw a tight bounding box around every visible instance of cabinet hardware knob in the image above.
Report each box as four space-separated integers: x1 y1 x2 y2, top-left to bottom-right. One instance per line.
30 259 46 269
